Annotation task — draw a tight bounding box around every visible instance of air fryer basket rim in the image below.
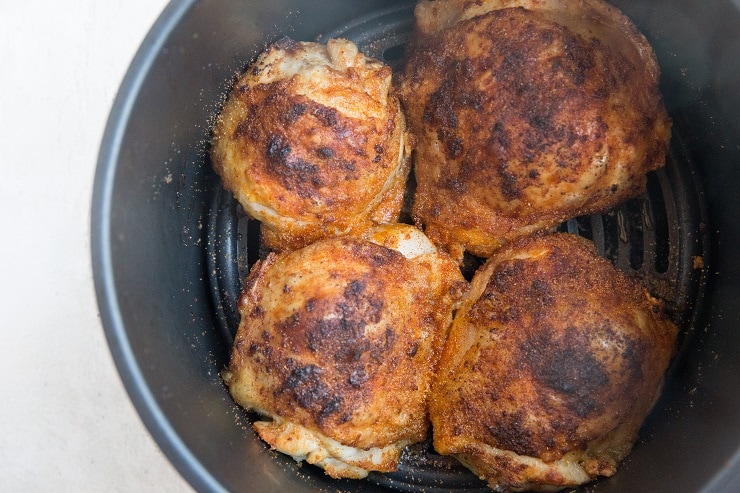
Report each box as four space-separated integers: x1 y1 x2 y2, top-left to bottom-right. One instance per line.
91 1 226 491
91 0 740 492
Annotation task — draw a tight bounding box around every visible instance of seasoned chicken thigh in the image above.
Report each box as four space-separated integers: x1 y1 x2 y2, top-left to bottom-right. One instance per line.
223 224 466 479
430 233 678 491
212 38 411 252
399 0 671 260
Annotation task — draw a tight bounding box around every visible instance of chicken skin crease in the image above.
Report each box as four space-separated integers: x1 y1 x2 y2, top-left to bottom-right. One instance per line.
430 233 678 492
223 224 467 479
212 37 411 252
399 0 671 261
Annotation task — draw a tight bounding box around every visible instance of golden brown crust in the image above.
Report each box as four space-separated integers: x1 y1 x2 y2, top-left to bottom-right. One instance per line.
399 1 671 260
226 233 466 453
430 233 678 491
212 38 411 252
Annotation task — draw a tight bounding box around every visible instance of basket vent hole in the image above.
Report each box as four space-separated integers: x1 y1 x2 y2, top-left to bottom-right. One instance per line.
625 198 645 270
647 172 670 274
601 210 620 265
383 44 406 64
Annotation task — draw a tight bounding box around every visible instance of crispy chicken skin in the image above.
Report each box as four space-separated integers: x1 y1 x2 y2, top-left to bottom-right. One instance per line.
223 224 467 479
399 0 671 260
430 233 678 491
212 38 411 252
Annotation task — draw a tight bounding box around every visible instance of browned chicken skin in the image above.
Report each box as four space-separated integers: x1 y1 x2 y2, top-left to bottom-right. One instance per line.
212 38 411 252
223 225 466 479
430 233 678 491
399 0 671 260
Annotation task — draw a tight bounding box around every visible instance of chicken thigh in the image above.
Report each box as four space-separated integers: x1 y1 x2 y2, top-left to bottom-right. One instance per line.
212 38 411 252
399 0 671 260
223 224 466 479
430 233 678 491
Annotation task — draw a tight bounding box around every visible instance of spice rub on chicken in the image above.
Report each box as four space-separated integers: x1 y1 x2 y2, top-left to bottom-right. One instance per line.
212 37 411 252
223 224 466 479
430 233 678 491
399 0 672 261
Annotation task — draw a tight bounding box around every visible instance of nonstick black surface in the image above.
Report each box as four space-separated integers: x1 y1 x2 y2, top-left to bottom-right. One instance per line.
92 1 740 492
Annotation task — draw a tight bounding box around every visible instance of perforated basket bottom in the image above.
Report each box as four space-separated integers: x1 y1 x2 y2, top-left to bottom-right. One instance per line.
205 3 707 491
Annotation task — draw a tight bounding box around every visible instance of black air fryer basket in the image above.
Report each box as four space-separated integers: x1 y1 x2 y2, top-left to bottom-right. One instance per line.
92 1 740 492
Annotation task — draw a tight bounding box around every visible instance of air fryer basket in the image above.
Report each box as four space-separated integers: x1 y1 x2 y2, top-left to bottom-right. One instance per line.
92 1 740 492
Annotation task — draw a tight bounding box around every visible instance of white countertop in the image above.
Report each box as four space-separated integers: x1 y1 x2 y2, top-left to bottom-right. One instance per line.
1 2 192 491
